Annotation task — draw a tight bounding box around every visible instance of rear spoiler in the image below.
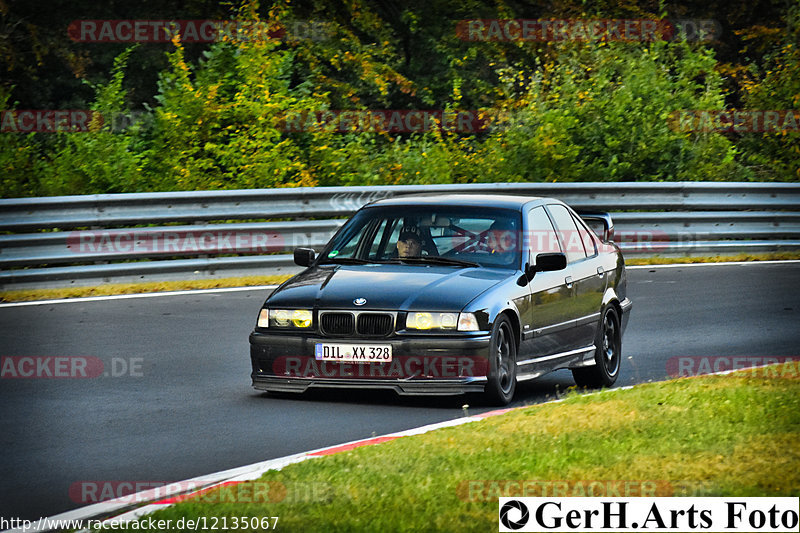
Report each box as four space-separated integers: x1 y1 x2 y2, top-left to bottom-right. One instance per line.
577 211 614 242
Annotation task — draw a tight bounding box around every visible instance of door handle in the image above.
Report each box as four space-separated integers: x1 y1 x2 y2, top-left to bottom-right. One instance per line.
565 276 573 288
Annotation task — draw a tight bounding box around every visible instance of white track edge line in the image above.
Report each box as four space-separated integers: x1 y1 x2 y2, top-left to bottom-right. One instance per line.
627 259 800 269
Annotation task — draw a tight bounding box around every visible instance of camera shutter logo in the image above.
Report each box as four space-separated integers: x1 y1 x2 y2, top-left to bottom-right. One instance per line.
500 499 530 530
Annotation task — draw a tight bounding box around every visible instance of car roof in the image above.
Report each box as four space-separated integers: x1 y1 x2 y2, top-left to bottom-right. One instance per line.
367 194 553 210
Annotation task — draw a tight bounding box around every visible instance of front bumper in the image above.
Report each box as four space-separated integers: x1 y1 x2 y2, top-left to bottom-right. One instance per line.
251 375 487 395
249 331 492 396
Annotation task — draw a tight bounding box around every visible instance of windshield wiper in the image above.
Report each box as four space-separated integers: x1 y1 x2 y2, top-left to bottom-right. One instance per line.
323 256 479 268
397 256 480 268
324 257 402 265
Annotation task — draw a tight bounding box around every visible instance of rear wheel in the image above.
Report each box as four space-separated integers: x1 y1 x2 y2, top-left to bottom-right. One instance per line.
484 315 517 405
572 305 621 389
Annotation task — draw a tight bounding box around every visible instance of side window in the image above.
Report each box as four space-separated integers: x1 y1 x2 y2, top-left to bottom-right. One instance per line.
334 223 369 258
573 214 598 257
546 204 588 263
526 206 561 262
368 218 394 259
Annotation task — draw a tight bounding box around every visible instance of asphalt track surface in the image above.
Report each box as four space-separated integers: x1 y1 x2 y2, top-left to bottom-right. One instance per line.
1 262 799 522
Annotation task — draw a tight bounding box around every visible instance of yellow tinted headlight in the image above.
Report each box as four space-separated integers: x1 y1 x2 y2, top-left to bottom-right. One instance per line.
268 309 313 328
292 309 313 328
412 312 433 329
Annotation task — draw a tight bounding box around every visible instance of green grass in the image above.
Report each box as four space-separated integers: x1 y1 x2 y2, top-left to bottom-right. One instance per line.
122 363 800 532
0 275 291 303
3 253 799 303
624 251 800 266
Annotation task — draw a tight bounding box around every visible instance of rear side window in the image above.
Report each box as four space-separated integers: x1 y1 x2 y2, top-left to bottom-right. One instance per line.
573 214 598 257
527 206 560 259
546 204 588 263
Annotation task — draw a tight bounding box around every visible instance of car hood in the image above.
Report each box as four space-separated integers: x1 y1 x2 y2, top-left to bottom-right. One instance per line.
267 264 510 311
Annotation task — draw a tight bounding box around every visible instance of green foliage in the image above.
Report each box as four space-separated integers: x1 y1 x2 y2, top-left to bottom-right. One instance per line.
738 2 800 181
1 0 796 198
480 40 751 182
139 36 321 190
42 47 144 195
0 89 46 197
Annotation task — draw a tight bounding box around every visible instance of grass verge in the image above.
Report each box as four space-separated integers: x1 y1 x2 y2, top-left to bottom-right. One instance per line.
0 276 290 303
624 251 800 266
124 363 800 532
4 252 799 303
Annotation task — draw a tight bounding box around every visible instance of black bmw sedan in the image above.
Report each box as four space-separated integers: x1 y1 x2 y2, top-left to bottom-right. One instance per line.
249 194 632 405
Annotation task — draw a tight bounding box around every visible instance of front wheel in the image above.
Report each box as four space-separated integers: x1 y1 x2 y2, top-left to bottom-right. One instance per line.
572 305 621 389
483 315 517 405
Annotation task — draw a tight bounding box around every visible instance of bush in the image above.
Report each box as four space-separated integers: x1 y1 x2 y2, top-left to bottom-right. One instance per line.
478 40 751 182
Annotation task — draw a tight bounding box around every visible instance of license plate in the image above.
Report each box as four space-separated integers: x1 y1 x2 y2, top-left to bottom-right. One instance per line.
315 343 392 362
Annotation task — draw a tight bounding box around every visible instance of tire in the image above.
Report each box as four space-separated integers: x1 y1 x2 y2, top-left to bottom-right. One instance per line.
483 315 517 405
572 305 621 389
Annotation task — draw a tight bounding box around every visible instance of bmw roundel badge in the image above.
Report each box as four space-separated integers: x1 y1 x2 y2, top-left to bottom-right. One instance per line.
354 298 367 306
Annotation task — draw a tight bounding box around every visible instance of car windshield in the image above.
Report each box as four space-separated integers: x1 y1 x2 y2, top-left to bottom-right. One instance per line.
319 205 522 269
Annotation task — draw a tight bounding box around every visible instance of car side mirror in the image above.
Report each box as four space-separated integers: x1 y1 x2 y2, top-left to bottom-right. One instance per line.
518 253 567 286
293 247 316 267
535 253 567 272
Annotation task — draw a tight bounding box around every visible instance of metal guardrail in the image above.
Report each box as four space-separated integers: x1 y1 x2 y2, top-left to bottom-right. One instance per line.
2 182 799 231
0 220 345 267
1 183 798 290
